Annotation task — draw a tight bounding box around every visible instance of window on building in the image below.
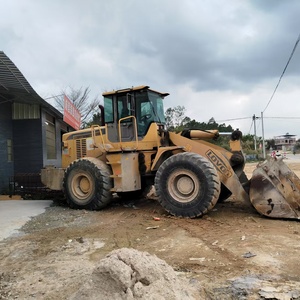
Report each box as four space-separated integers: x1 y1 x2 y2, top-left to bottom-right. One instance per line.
45 114 56 159
7 139 13 162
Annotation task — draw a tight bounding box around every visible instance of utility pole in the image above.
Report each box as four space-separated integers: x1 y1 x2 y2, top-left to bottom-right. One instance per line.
261 111 266 159
253 114 257 151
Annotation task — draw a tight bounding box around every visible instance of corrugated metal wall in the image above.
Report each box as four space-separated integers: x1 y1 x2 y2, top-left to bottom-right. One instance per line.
0 103 13 192
12 119 43 174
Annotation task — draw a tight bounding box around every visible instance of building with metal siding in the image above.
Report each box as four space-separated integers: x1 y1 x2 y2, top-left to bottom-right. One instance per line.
0 101 13 190
0 51 74 193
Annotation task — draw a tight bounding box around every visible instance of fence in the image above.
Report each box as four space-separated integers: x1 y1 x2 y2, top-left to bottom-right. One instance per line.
9 173 63 199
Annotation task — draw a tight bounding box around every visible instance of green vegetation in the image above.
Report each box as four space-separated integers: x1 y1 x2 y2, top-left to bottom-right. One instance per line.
165 105 261 156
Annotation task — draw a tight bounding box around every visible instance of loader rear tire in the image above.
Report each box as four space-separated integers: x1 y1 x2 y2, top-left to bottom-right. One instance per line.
155 152 220 218
63 158 113 210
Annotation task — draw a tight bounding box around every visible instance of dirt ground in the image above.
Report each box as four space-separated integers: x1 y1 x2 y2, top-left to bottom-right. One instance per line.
1 158 300 299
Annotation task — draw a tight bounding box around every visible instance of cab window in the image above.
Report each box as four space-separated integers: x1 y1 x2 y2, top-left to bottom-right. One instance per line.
104 96 114 123
117 95 132 120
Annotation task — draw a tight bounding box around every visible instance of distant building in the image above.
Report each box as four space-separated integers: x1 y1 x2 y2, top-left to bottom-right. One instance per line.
0 51 75 193
274 133 296 151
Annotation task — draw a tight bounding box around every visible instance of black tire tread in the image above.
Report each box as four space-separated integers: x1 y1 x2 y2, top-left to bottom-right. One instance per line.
63 157 112 210
154 152 220 218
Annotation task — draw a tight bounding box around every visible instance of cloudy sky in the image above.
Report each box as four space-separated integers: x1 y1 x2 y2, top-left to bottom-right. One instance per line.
1 0 300 139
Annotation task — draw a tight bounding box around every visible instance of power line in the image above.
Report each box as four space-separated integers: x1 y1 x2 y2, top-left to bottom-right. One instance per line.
264 116 300 119
215 115 299 138
216 116 252 122
263 33 300 112
248 119 253 134
216 115 300 124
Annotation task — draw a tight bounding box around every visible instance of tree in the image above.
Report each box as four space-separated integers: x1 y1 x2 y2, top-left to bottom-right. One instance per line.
84 112 102 128
208 117 216 124
53 87 100 128
242 134 256 152
265 139 275 150
182 119 233 133
164 106 242 150
165 106 188 130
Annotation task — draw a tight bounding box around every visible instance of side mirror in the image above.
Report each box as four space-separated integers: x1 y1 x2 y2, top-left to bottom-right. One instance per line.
98 105 105 126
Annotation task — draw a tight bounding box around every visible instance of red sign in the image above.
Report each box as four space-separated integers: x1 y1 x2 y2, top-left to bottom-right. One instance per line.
63 95 81 130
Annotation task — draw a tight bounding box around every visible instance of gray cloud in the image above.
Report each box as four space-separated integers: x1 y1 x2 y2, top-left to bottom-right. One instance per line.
1 0 300 137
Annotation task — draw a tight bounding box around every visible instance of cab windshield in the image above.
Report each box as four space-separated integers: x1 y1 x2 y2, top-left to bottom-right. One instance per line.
136 91 165 122
103 89 166 137
135 90 165 136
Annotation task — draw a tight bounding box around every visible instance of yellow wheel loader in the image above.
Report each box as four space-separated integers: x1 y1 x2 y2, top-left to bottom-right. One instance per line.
41 86 300 219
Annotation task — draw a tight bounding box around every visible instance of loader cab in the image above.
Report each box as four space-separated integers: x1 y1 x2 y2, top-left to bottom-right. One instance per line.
102 86 168 143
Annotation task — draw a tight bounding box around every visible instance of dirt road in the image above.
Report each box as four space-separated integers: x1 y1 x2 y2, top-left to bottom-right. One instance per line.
1 159 300 299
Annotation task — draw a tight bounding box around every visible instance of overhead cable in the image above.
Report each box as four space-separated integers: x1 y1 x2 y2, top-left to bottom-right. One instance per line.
263 116 300 119
263 33 300 113
248 119 253 134
216 116 251 122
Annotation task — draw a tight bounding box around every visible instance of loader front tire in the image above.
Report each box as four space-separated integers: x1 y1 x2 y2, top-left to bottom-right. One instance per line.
155 152 220 218
63 158 113 210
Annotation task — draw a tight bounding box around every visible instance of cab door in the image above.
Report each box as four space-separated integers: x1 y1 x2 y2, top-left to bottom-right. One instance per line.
104 94 137 144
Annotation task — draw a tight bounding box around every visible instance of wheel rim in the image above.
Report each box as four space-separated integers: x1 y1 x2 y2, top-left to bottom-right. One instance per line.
71 172 93 201
168 169 200 203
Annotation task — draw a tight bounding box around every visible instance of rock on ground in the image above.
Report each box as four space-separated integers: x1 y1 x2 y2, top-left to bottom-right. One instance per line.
70 248 203 300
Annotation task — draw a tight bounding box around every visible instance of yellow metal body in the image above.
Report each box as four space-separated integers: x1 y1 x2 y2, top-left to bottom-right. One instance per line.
44 122 165 192
41 85 249 212
167 132 249 203
61 122 161 167
42 120 247 203
40 85 300 219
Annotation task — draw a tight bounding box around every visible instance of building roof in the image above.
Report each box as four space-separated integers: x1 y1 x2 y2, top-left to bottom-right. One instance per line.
275 133 296 138
0 51 62 117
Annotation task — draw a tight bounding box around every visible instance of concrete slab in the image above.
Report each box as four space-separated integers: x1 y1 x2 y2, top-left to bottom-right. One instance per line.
0 200 53 241
284 153 300 162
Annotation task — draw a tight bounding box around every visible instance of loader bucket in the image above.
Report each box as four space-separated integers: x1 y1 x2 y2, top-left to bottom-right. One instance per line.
249 158 300 219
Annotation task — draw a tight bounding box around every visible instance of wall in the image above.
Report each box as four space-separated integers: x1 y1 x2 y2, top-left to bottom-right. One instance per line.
0 103 71 193
41 109 69 168
12 119 43 174
0 102 13 191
